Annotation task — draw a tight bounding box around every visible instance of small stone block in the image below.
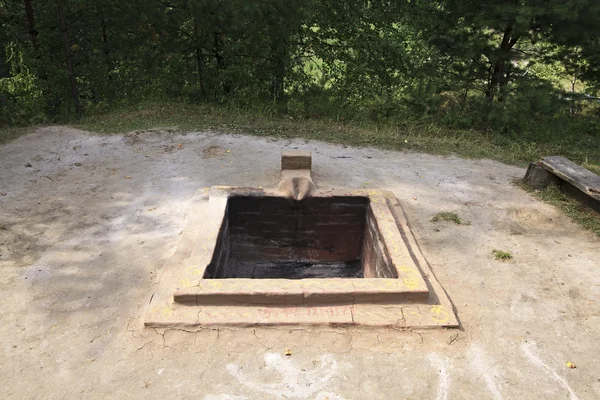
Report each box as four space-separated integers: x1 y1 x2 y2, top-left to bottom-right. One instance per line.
281 151 312 170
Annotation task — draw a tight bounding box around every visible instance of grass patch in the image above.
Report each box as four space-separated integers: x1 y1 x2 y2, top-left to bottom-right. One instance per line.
0 126 35 146
67 101 600 168
583 162 600 176
492 249 513 261
516 180 600 238
1 101 598 169
431 211 470 225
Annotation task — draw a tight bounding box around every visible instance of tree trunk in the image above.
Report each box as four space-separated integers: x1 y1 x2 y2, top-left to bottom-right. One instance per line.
570 75 577 117
193 16 207 97
270 56 285 101
96 2 115 100
486 24 519 102
269 18 286 102
270 40 286 101
461 58 475 109
57 0 82 117
213 31 229 94
23 0 38 51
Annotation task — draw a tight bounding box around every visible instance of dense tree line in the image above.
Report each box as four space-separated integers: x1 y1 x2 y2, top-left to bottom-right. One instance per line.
2 0 600 133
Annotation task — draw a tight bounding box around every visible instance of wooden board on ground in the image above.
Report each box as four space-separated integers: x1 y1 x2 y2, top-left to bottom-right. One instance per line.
540 156 600 201
524 163 560 189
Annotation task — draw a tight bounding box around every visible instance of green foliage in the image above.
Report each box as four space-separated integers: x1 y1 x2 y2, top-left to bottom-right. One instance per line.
492 249 513 261
431 212 469 225
0 0 599 154
0 43 44 125
71 101 599 172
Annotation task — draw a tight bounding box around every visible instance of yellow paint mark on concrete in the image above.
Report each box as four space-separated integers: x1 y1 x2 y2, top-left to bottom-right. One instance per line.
150 306 174 317
185 266 204 276
397 265 421 290
429 305 449 323
179 278 195 287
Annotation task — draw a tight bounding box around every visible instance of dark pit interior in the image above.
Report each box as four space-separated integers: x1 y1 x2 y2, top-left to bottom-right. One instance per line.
203 196 398 279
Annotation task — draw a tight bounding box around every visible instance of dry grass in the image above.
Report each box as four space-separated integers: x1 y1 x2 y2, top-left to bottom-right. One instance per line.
0 126 34 146
431 211 469 225
71 102 600 168
516 180 600 238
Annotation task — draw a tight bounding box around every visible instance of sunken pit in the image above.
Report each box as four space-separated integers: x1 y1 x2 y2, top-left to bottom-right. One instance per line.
202 196 398 280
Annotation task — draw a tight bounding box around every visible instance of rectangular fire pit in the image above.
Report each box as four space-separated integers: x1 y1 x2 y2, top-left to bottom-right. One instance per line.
203 196 397 280
145 186 458 328
172 188 428 306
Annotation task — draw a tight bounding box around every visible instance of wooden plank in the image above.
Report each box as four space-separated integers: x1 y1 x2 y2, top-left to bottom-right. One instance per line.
540 156 600 201
523 163 560 189
562 180 600 213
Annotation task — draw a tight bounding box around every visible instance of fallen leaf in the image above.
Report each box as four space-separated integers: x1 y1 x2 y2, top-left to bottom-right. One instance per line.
226 149 231 153
124 176 132 179
412 197 417 200
566 362 576 369
177 143 184 149
284 348 292 356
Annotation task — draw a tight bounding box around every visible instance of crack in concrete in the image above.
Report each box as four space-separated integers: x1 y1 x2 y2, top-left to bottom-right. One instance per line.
343 331 354 354
126 317 143 339
416 332 424 344
196 307 203 326
136 340 153 351
252 329 274 355
151 327 200 348
399 306 407 325
147 326 217 350
151 327 169 349
144 348 154 362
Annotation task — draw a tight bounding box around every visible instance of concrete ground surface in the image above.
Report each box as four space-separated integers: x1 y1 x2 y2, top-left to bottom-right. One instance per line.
0 126 598 399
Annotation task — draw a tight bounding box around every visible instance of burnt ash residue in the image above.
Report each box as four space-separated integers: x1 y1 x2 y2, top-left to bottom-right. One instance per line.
204 196 385 279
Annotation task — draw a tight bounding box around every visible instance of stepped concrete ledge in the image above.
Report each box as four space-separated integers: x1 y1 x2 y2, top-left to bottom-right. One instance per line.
145 187 458 328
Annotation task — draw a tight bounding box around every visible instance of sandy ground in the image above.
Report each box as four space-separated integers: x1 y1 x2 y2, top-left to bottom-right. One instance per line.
0 126 599 399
